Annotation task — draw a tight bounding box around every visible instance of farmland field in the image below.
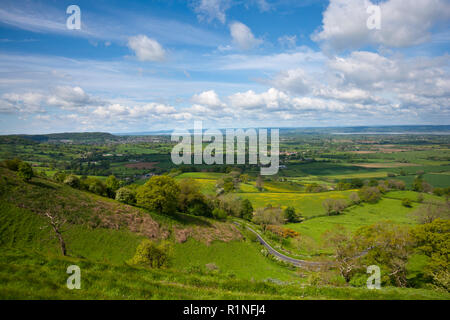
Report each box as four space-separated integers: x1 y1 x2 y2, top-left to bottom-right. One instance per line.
0 129 449 301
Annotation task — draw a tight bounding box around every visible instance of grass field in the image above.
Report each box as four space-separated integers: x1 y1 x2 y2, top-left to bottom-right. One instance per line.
286 198 418 255
2 248 449 300
241 191 355 218
173 239 297 281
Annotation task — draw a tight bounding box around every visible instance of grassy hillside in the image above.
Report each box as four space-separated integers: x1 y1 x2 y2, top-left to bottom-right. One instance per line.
1 166 449 300
2 248 449 300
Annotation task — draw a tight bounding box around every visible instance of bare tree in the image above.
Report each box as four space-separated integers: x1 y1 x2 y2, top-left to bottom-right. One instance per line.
412 201 450 224
322 199 348 216
256 175 264 191
43 211 67 256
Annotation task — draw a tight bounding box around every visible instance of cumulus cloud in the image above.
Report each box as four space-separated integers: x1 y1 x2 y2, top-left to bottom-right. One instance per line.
228 88 291 110
270 68 312 95
127 35 166 62
327 51 450 99
191 90 225 108
1 92 45 113
1 86 102 113
229 21 262 50
93 102 177 119
312 0 450 51
47 86 103 109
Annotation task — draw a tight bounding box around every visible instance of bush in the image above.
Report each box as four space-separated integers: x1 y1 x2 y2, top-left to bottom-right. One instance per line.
252 206 285 228
17 162 33 181
350 178 364 188
337 181 352 191
85 178 106 196
305 183 326 193
284 206 301 222
322 199 348 216
63 174 80 188
128 239 171 268
53 171 67 183
3 158 22 171
115 187 136 205
433 188 444 197
266 225 299 239
349 192 361 205
240 199 254 221
212 208 227 220
178 178 211 217
402 198 413 208
358 186 382 204
387 179 406 190
417 193 424 203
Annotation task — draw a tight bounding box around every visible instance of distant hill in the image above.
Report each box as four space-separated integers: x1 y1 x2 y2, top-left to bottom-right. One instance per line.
0 132 119 144
116 125 450 136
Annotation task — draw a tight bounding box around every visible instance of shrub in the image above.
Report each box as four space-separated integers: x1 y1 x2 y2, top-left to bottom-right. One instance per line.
266 225 299 239
402 198 413 208
350 178 364 188
63 174 80 188
3 158 22 171
322 199 347 216
387 179 406 190
358 186 382 204
305 183 326 193
387 172 396 177
128 239 171 268
53 171 67 183
252 206 285 228
17 162 33 181
240 199 254 221
284 206 301 222
417 193 424 203
205 263 219 272
216 194 249 218
349 192 361 205
433 188 446 197
178 178 211 217
337 181 352 191
86 178 106 196
115 187 136 205
212 208 227 220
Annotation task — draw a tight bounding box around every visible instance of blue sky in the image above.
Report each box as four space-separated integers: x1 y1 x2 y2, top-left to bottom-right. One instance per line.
0 0 449 134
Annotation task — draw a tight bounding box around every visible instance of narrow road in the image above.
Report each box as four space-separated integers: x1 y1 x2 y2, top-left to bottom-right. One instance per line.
233 222 328 269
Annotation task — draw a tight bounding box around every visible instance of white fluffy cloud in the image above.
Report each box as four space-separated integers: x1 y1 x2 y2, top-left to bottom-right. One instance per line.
313 0 450 50
228 88 291 110
0 86 102 113
191 90 225 108
229 21 262 50
1 92 45 113
270 68 312 95
47 86 102 109
127 35 166 62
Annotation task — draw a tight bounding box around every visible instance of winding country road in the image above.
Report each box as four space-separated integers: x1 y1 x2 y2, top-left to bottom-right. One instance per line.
233 221 328 269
